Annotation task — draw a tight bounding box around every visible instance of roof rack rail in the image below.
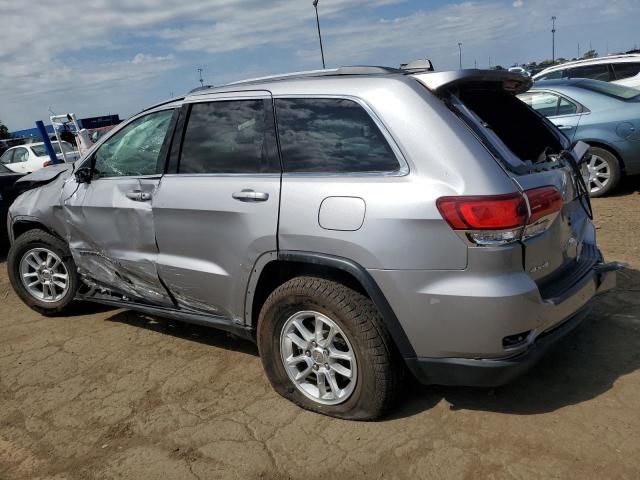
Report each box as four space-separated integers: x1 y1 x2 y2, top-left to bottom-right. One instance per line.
188 85 215 94
188 61 436 94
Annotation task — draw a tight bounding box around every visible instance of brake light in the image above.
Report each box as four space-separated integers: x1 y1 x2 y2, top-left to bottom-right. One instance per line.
436 193 527 230
526 186 563 224
523 186 563 239
437 186 563 245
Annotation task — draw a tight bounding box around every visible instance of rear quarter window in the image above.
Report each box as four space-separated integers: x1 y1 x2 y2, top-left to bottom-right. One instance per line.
275 98 400 174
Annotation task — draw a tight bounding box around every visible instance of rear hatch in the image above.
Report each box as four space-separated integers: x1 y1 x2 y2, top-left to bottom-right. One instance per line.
414 70 596 292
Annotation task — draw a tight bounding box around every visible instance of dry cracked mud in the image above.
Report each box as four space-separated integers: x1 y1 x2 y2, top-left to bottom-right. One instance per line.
1 179 639 479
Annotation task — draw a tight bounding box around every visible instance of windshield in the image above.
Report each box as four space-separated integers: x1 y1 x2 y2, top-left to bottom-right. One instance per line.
31 142 75 157
576 79 640 100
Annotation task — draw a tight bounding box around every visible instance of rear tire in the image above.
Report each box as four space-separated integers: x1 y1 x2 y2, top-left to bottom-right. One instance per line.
257 276 402 420
7 229 79 316
588 147 621 197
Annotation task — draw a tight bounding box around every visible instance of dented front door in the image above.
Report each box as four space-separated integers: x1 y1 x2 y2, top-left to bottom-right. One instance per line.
63 108 176 306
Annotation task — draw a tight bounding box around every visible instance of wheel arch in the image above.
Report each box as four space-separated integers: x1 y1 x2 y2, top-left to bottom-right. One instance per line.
246 250 416 359
9 217 62 244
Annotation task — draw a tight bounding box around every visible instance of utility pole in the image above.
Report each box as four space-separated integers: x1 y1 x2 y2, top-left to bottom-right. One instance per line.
458 42 462 69
312 0 326 69
197 68 204 87
551 16 557 63
474 59 477 69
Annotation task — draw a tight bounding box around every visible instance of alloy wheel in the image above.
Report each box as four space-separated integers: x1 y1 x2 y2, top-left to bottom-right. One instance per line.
280 310 358 405
19 248 70 303
587 154 611 195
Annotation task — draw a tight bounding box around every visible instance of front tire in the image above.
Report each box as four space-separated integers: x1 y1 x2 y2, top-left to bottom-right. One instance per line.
7 229 79 316
257 276 402 420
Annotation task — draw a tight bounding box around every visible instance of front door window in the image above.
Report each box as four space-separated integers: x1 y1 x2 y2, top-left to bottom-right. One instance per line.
92 109 174 178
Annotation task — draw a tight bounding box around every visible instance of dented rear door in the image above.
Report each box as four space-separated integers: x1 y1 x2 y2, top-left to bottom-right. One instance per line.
64 108 177 306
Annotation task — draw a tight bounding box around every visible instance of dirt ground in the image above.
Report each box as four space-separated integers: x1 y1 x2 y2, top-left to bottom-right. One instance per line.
1 179 639 480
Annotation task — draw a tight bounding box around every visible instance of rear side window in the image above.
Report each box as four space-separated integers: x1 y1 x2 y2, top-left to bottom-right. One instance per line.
12 148 29 163
275 98 400 173
612 62 640 80
520 92 560 116
179 100 279 174
566 64 612 81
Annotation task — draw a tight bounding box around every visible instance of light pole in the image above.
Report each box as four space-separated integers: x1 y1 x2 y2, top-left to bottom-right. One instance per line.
312 0 326 69
458 42 462 69
551 16 557 63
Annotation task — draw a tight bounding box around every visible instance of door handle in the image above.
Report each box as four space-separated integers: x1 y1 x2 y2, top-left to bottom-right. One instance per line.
126 190 152 202
557 125 574 130
232 189 269 202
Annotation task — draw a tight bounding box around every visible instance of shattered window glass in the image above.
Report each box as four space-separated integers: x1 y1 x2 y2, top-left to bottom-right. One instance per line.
93 109 173 178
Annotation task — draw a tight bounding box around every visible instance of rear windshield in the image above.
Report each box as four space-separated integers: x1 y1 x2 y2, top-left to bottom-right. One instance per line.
445 83 566 171
576 79 640 100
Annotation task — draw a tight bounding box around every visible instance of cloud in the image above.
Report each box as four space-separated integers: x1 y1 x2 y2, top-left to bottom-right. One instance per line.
131 53 175 64
0 0 638 129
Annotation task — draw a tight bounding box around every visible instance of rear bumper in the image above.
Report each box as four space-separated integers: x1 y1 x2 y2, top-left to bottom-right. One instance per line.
406 265 619 387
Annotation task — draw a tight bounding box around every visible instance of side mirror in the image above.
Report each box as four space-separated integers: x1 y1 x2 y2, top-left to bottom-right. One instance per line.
74 166 93 184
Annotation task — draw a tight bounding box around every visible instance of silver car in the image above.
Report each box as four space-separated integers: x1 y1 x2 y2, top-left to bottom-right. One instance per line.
6 67 619 420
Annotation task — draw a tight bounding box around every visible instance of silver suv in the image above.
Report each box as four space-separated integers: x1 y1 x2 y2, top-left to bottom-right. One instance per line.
6 67 619 420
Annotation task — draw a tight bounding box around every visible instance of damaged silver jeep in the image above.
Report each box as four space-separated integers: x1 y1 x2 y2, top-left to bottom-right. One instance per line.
6 67 619 419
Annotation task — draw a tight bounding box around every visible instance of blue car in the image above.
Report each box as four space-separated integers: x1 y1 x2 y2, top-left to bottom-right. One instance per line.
519 79 640 196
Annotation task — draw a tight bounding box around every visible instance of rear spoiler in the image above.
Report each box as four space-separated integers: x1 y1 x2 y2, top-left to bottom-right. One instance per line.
412 69 532 95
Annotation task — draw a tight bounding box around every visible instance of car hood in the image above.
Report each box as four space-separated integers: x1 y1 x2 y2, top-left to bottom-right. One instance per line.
16 163 73 185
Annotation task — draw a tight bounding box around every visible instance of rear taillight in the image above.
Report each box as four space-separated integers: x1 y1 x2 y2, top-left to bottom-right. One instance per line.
436 193 527 230
522 186 563 239
437 186 563 246
525 186 563 224
43 160 53 167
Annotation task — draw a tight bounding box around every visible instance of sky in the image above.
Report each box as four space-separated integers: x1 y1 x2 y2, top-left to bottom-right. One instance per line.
1 0 639 131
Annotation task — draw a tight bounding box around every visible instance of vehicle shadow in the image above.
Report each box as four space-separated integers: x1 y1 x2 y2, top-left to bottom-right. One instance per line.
388 266 640 419
0 240 8 262
106 309 259 357
605 175 639 197
102 267 640 419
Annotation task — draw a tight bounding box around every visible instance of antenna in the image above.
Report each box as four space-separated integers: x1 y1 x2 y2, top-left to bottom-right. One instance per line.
197 68 204 87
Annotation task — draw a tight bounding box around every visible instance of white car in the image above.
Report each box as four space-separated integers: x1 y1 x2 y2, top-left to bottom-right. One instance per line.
0 141 81 174
533 54 640 90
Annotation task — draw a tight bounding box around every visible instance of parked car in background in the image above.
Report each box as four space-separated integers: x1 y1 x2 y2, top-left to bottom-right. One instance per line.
0 163 24 241
0 141 81 174
519 78 640 196
508 66 531 77
6 67 618 419
532 54 640 90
